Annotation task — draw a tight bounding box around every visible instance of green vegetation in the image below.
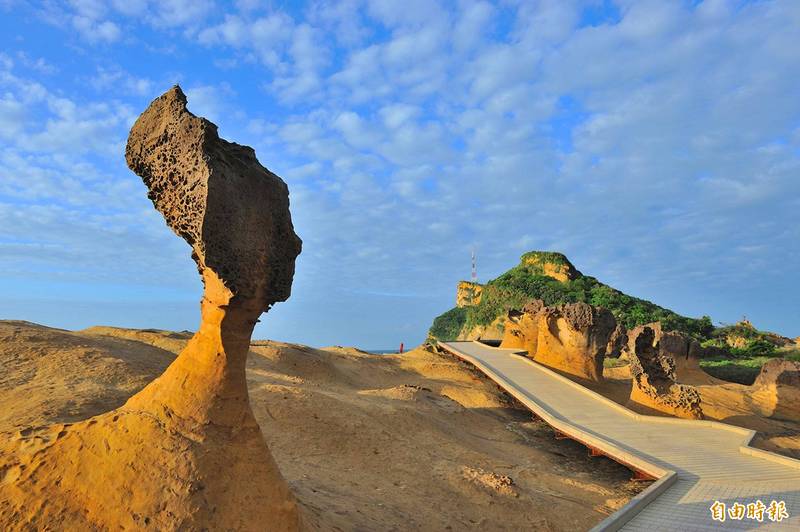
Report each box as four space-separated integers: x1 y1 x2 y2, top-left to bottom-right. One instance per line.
436 256 713 341
702 337 777 358
603 357 629 368
699 357 771 385
698 347 799 385
428 306 468 341
520 251 570 265
700 323 784 358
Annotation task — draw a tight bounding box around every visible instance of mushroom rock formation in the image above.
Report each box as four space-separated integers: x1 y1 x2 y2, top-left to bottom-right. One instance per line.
752 359 800 422
500 300 615 381
0 86 304 530
624 322 702 380
627 326 704 420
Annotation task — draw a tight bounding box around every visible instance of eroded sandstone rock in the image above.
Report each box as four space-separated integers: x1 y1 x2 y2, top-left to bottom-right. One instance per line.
0 86 304 530
627 326 704 419
624 322 702 380
456 281 483 307
607 323 628 359
500 300 615 381
752 359 800 422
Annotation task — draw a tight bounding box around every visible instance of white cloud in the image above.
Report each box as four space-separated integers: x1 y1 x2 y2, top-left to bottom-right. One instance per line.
452 0 495 51
147 0 214 28
90 67 153 96
71 15 121 43
366 0 448 29
199 12 293 65
0 94 26 139
379 103 419 129
307 0 371 47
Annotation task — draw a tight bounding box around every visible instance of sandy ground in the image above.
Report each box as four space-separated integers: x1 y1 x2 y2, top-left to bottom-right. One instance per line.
0 321 645 531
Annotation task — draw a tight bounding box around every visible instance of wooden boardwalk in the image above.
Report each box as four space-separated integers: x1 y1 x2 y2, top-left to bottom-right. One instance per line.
439 341 800 531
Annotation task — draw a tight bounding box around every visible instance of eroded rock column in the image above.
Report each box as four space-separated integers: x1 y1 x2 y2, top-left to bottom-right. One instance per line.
0 86 305 531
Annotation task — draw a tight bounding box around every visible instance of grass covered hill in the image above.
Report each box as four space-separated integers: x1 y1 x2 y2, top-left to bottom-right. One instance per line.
429 251 714 341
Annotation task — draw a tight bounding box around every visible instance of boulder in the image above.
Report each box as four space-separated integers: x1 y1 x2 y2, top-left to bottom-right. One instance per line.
0 86 304 530
500 300 616 381
752 359 800 422
627 326 704 419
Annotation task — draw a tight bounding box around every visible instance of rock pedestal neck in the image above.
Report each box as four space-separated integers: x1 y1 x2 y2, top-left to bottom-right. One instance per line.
0 86 304 531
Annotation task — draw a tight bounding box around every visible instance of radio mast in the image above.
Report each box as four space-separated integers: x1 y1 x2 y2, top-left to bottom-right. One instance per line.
471 248 477 283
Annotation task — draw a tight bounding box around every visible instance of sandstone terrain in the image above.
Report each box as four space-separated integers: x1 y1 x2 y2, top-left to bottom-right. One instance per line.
0 320 644 530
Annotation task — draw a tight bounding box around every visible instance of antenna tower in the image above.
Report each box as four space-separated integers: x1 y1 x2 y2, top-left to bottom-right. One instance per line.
471 248 477 283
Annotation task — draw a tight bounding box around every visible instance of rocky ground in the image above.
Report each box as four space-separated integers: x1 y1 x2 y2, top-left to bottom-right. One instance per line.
0 320 644 531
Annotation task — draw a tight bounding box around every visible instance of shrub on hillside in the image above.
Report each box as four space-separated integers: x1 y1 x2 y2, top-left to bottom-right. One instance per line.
428 306 468 341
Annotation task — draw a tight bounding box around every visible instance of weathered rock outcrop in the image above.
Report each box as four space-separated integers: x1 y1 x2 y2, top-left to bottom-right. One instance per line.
500 300 615 381
752 359 800 422
624 322 702 380
627 326 703 419
456 281 483 307
606 323 627 358
0 86 304 530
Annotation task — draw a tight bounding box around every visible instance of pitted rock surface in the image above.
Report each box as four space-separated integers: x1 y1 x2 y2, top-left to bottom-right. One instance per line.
126 85 302 309
628 326 703 419
624 322 702 378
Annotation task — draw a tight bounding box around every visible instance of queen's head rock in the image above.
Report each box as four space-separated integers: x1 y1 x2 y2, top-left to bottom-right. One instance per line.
0 86 305 531
126 85 301 311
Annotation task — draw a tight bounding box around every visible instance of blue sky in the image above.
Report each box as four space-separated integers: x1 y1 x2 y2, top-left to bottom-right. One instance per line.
0 0 798 348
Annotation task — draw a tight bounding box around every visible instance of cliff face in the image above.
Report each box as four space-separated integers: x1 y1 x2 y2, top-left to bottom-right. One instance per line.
456 281 483 307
